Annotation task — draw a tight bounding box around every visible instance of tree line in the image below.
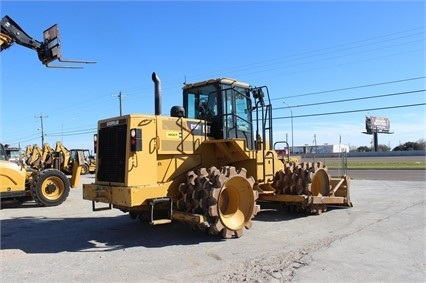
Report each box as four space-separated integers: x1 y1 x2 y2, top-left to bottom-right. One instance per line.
353 139 425 152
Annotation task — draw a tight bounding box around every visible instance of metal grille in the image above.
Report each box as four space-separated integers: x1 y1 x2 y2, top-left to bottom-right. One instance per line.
97 124 127 183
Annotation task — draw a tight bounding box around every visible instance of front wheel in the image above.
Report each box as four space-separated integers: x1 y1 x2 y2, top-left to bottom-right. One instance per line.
31 169 71 206
177 166 258 238
80 164 89 175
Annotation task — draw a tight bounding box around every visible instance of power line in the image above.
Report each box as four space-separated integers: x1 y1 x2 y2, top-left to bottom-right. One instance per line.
5 26 425 144
47 130 96 137
95 27 426 99
46 28 424 107
8 126 97 145
9 86 425 144
273 89 425 110
12 136 40 144
274 103 426 120
182 27 425 84
247 48 424 85
48 127 97 135
9 103 425 144
243 39 424 82
272 76 426 100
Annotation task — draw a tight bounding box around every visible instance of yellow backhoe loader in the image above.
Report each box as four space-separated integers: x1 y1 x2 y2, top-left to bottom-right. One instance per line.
25 143 54 169
69 149 96 175
24 141 95 175
83 73 352 238
0 143 84 206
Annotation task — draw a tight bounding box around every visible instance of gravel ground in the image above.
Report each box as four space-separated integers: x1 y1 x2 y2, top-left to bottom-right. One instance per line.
1 175 425 282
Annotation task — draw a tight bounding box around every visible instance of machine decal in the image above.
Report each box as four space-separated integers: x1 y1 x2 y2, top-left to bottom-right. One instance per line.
166 131 182 139
186 121 211 135
100 118 126 128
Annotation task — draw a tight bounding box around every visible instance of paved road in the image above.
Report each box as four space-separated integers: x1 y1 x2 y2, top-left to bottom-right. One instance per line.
329 169 425 181
302 154 425 164
1 174 424 282
306 155 426 181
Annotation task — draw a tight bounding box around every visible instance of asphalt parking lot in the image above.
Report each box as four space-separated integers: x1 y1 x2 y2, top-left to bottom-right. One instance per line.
1 173 425 282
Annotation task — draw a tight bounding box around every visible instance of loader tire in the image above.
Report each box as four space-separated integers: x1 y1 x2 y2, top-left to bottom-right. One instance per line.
31 169 71 207
80 164 89 175
177 166 258 239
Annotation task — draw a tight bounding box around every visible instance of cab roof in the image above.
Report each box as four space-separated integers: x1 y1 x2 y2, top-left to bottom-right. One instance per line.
182 78 250 90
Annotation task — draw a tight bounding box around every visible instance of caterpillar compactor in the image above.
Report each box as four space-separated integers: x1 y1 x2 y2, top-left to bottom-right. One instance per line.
83 73 352 238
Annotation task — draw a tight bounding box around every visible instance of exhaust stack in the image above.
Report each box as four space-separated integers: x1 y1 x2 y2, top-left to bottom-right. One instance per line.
152 72 161 115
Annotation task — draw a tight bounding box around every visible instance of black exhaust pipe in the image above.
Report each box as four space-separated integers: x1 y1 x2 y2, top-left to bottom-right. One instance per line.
152 72 161 115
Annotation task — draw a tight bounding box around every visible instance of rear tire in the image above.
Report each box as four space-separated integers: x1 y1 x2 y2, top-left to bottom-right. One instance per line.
80 164 89 175
31 169 70 206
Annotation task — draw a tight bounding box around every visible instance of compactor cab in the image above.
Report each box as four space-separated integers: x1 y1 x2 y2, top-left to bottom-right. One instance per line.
183 79 256 149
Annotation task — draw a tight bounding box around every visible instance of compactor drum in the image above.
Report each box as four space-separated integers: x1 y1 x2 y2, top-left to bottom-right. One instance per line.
83 73 351 238
269 162 352 214
176 166 258 238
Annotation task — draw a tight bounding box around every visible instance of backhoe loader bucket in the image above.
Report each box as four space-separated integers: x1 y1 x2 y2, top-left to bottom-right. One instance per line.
69 150 84 188
40 24 96 68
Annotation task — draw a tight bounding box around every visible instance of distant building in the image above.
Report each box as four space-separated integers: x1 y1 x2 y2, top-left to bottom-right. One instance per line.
292 144 349 154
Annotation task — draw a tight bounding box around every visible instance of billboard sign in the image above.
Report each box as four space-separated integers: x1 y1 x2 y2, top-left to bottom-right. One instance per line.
365 116 390 134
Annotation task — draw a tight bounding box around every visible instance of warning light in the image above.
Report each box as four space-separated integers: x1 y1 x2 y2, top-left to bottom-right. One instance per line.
130 128 142 151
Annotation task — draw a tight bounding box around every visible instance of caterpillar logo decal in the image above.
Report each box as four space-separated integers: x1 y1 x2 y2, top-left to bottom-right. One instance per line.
186 121 211 135
100 118 126 128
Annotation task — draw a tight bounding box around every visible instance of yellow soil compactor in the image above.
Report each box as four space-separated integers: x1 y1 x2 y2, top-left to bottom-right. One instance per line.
83 73 351 238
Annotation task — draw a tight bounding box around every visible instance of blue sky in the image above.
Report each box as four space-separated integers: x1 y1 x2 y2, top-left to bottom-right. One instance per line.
1 1 425 151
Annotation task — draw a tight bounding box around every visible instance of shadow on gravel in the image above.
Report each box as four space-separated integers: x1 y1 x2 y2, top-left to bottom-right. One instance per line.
254 201 310 222
1 200 41 209
254 201 351 222
1 201 352 254
0 214 221 254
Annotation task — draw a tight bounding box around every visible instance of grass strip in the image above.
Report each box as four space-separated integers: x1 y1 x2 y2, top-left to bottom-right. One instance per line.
325 161 426 169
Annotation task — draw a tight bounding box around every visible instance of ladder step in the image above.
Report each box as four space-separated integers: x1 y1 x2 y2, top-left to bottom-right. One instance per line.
151 219 172 225
92 201 111 212
149 197 173 225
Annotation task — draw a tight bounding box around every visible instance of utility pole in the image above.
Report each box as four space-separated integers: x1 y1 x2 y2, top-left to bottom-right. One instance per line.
35 114 48 145
113 91 126 116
